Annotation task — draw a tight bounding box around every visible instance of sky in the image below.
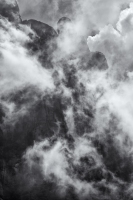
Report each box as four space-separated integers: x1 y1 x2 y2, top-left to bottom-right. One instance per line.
18 0 131 28
18 0 74 26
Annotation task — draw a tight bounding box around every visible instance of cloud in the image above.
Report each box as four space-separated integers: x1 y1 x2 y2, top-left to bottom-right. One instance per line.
87 2 133 149
0 17 55 126
24 137 102 198
18 0 73 26
117 2 133 34
87 3 133 80
18 0 133 32
2 0 133 199
0 18 54 93
18 0 133 198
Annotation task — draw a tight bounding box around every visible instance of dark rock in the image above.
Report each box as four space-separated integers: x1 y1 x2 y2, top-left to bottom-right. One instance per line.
22 19 57 68
57 17 71 34
88 51 108 70
22 19 57 40
0 0 21 23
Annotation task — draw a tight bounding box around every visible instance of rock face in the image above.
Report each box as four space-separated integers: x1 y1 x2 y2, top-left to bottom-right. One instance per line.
23 19 57 39
22 19 57 68
0 0 21 23
88 51 108 70
57 17 71 34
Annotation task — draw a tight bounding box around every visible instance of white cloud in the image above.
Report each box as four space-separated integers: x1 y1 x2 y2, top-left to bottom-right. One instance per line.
87 3 133 144
24 137 101 197
0 18 55 96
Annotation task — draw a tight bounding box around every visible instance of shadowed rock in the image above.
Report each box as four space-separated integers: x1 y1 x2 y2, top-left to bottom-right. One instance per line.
22 19 57 68
88 51 108 70
57 17 71 34
0 0 21 23
22 19 57 40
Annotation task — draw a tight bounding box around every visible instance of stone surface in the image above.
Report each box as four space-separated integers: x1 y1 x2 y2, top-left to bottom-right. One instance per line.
0 0 21 23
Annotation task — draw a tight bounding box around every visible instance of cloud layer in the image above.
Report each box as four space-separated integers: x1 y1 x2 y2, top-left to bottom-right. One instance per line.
1 0 133 200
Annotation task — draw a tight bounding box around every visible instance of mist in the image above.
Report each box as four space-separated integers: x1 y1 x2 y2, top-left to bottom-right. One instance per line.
1 0 133 200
